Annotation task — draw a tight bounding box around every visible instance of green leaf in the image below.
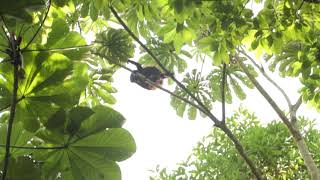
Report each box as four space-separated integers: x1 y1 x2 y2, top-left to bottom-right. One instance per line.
163 29 176 43
78 105 126 137
46 18 69 47
0 122 34 156
251 40 259 50
6 156 41 180
48 32 88 61
39 128 136 180
188 106 197 120
73 128 136 161
90 4 98 21
67 106 94 135
45 108 66 130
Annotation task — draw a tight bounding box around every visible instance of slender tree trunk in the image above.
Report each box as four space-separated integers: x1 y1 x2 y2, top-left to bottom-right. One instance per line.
291 124 320 180
238 59 320 180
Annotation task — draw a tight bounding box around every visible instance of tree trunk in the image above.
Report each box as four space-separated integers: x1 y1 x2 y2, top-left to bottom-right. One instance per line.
291 124 320 180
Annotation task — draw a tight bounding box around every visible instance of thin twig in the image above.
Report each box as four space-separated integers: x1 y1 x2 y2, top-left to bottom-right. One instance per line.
109 6 220 124
22 0 51 51
291 96 302 124
238 48 293 110
297 1 305 12
0 17 10 43
18 24 25 37
0 96 25 112
23 44 93 53
235 53 301 139
221 63 227 123
0 144 65 150
2 34 20 180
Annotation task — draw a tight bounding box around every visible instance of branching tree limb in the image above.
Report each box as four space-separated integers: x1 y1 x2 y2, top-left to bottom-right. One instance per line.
108 6 265 180
236 52 320 180
238 48 293 110
109 5 219 123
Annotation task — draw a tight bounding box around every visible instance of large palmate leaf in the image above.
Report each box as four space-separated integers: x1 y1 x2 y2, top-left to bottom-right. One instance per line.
94 29 134 64
0 0 45 22
208 62 257 103
171 69 212 120
0 122 34 158
0 51 89 132
2 156 41 180
34 105 135 180
139 39 189 74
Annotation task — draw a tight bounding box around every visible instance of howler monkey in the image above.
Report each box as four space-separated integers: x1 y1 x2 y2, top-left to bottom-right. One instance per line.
128 60 169 90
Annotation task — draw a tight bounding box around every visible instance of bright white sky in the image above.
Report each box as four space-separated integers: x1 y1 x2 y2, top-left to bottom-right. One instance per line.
111 2 320 180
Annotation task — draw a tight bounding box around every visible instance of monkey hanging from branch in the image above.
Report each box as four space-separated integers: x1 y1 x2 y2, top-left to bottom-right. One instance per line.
127 60 172 90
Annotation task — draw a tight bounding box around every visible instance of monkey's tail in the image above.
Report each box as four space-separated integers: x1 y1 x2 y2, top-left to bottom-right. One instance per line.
127 60 143 71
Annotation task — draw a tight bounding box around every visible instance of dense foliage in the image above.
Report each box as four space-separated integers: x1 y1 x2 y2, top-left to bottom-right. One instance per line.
150 109 320 179
0 0 319 179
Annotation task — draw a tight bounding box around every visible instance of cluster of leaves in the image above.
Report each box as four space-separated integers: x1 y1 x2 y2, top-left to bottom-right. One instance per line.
246 0 320 111
170 61 257 120
139 39 190 74
150 108 320 180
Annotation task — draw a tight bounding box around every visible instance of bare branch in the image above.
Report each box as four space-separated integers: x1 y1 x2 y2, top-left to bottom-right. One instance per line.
238 48 293 110
221 63 227 123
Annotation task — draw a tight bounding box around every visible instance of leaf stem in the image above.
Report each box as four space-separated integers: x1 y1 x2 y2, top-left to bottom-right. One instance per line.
23 44 93 53
1 34 20 180
0 96 25 112
22 0 51 51
0 144 65 150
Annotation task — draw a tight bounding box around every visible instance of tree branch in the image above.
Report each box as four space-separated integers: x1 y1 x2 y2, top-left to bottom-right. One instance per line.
23 44 93 53
236 55 299 136
291 96 302 124
221 63 227 123
1 34 20 180
238 48 293 110
22 0 51 51
0 96 25 112
109 5 220 124
92 52 207 115
0 144 65 150
107 7 265 179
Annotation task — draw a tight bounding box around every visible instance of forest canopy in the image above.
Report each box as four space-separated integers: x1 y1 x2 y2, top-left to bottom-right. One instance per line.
0 0 319 179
